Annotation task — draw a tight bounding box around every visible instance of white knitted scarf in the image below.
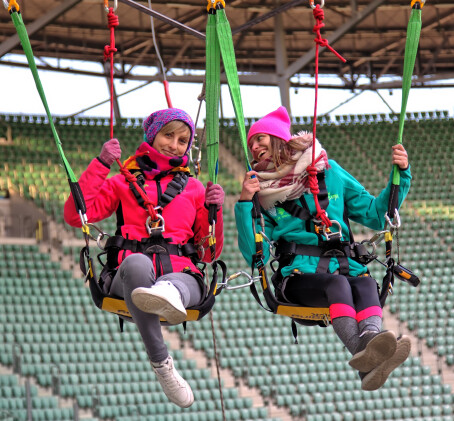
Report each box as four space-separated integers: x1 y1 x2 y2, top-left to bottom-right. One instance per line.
252 132 329 210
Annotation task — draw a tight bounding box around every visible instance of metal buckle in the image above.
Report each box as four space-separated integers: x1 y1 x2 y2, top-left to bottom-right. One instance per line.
146 214 165 235
322 220 342 241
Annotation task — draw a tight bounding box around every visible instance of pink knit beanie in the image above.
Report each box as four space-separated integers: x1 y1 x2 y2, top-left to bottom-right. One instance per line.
247 106 292 147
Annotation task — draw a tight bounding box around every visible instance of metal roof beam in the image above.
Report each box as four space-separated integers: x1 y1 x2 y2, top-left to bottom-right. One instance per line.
0 0 82 58
283 0 386 80
118 0 205 40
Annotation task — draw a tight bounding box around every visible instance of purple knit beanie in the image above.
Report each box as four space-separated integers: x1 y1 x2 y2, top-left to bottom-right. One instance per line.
247 106 292 147
143 108 195 152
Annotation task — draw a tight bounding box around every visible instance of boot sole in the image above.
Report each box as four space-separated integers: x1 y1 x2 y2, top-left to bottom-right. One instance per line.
132 288 187 325
361 335 411 391
349 331 397 372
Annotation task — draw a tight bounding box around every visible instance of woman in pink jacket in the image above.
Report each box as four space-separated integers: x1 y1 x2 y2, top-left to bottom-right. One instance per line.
64 108 224 408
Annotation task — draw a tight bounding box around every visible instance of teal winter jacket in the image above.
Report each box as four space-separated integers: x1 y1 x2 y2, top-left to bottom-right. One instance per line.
235 160 411 278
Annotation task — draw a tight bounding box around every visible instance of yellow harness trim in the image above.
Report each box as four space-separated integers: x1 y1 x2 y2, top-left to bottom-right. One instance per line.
276 304 331 322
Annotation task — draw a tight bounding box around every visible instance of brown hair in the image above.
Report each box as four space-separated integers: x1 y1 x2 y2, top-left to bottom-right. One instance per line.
268 135 311 167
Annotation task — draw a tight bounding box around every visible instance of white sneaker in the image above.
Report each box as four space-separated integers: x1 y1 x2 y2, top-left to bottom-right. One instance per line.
131 281 187 325
152 355 194 408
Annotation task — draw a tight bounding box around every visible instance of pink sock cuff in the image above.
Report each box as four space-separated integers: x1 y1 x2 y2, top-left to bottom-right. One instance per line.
356 306 383 322
329 303 356 320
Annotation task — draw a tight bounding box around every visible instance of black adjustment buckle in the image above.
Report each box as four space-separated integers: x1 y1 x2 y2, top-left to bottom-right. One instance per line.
145 245 168 255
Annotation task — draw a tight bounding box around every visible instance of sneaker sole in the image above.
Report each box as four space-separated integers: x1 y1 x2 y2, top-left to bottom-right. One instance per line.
349 331 397 372
132 288 187 325
361 335 411 391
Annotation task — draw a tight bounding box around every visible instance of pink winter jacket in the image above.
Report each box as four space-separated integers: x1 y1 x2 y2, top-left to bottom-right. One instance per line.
64 158 223 275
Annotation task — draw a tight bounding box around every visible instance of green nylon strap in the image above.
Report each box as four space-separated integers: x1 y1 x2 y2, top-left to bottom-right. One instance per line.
10 10 77 183
215 9 251 171
205 13 221 184
393 5 422 186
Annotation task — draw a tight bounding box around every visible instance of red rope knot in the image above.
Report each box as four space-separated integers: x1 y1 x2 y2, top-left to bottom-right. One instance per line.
107 7 119 29
103 45 117 61
312 5 347 63
306 165 320 195
119 166 137 183
317 209 332 227
312 5 325 29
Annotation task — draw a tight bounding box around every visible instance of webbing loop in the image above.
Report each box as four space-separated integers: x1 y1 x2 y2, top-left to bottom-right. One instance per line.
7 3 87 223
389 0 422 221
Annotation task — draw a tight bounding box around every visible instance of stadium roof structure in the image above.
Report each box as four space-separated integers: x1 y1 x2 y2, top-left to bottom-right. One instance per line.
1 0 453 112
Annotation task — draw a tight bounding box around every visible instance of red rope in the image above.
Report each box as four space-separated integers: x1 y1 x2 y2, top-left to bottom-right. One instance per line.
163 80 173 108
310 5 346 228
103 7 119 139
103 7 159 222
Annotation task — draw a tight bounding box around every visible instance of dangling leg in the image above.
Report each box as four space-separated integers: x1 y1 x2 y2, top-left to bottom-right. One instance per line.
348 276 397 372
110 253 196 407
348 276 411 390
282 273 360 354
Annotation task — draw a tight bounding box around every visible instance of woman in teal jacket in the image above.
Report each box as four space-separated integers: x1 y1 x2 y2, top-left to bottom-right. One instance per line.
235 106 412 391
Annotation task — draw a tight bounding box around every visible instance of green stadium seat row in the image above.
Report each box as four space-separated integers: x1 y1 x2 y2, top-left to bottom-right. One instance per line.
3 112 454 421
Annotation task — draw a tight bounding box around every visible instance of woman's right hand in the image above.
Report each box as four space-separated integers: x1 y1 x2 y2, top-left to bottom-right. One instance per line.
99 138 121 167
240 170 260 201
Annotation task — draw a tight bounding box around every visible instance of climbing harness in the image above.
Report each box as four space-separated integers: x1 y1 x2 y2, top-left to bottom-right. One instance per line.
75 1 227 326
224 0 419 337
5 0 226 325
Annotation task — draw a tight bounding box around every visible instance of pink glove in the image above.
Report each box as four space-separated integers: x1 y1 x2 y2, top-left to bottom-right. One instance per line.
99 138 121 167
205 181 225 210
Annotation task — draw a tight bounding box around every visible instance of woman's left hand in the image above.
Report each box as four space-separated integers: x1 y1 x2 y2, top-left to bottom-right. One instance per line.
392 144 409 170
205 181 225 210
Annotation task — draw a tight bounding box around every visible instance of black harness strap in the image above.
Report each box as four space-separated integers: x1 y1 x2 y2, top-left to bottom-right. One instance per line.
277 172 329 224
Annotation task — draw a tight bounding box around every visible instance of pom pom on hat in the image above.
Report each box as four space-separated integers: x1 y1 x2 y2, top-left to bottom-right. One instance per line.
143 108 195 152
247 106 292 146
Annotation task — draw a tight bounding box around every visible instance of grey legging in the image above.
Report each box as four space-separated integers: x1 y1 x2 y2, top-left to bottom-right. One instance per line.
110 253 203 362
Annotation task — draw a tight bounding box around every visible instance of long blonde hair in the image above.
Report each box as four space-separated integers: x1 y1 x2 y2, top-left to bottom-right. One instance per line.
267 134 312 168
157 120 191 138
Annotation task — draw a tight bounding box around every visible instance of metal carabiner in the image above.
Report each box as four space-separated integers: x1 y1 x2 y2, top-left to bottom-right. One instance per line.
104 0 117 12
411 0 425 9
322 220 342 241
207 0 225 12
146 214 165 235
260 231 276 258
310 0 324 9
385 209 401 232
85 222 109 245
366 230 390 247
219 271 261 290
5 0 19 12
